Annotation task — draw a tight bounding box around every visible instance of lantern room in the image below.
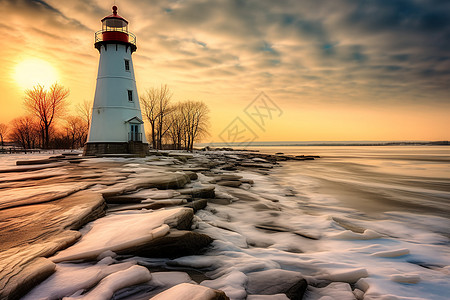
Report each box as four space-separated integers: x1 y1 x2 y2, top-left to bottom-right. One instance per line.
94 5 136 52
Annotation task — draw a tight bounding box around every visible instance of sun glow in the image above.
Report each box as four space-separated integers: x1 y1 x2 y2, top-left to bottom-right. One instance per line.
14 59 58 90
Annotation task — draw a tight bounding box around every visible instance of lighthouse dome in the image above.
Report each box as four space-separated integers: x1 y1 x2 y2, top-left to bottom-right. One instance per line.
95 5 136 52
102 5 128 29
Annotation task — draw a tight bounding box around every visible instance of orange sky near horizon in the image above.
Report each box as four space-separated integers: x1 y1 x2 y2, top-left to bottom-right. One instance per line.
0 0 449 143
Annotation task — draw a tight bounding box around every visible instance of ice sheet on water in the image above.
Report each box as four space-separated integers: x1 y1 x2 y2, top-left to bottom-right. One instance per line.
178 168 450 300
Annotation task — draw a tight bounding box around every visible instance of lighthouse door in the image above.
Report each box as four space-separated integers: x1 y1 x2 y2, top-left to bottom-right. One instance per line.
129 124 141 141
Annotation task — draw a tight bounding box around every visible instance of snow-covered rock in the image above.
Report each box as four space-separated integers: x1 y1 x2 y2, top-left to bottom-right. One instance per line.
151 283 229 300
51 208 194 262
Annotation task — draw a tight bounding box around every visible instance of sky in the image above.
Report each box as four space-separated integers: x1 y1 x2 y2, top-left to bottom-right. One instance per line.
0 0 449 142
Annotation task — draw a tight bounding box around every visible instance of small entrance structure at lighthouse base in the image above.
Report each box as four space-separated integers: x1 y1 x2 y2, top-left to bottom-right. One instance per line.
84 6 148 156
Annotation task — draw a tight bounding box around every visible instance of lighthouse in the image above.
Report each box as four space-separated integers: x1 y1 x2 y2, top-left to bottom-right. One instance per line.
84 6 148 156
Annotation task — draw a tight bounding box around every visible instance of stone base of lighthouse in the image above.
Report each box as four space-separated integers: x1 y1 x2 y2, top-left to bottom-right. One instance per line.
83 142 149 157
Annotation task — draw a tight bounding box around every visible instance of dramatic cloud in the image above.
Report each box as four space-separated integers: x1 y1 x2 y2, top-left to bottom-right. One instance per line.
0 0 449 141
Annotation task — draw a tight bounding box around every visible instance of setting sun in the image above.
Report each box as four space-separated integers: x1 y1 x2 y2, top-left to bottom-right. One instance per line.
13 59 58 90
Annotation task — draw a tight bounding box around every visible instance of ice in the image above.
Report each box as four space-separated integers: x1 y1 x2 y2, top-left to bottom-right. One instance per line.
52 208 192 262
307 282 355 300
150 271 195 287
318 268 369 283
201 270 248 299
389 273 421 284
330 229 383 240
371 248 410 257
65 265 151 300
22 261 136 300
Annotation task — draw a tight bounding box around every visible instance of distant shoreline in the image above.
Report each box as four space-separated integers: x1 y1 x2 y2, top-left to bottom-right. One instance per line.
199 141 449 147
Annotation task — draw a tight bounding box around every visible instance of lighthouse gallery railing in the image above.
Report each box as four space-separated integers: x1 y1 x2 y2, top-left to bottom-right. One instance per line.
95 29 136 46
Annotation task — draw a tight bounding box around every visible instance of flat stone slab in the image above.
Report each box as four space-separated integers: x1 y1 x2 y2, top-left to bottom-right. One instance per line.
0 190 106 300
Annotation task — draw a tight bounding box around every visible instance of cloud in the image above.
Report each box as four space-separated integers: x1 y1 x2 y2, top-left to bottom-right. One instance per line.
0 0 449 137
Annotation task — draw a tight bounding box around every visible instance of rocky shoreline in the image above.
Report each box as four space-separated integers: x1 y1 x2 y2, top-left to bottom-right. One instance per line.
0 149 364 300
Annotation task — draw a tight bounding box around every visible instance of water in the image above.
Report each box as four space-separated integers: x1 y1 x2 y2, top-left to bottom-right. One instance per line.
253 146 450 218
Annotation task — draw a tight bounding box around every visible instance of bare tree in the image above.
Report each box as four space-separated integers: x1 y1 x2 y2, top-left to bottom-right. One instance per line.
9 116 40 149
180 100 210 151
24 83 70 149
65 116 88 149
140 84 172 149
0 123 7 147
77 99 93 129
167 103 185 150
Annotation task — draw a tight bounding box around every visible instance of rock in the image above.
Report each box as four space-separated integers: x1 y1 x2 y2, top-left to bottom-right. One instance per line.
217 180 242 188
16 158 57 165
101 173 190 198
184 171 199 180
223 188 266 202
51 208 194 262
240 162 273 169
0 181 92 210
318 268 368 283
108 199 187 212
308 282 355 300
240 179 254 184
252 158 269 163
66 265 152 300
179 185 215 198
0 257 56 300
22 261 137 300
0 162 64 173
247 295 289 300
185 199 208 212
131 230 213 258
0 191 105 299
246 269 307 299
216 174 243 181
220 164 237 171
201 271 248 299
151 283 229 300
104 195 145 204
255 224 319 240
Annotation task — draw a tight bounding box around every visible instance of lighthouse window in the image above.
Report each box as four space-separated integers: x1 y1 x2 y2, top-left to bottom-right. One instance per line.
127 90 133 102
124 59 130 71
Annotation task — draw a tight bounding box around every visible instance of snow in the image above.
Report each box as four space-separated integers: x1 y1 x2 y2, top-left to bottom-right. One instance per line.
307 282 355 300
150 283 222 300
371 248 410 257
51 208 192 262
22 261 136 300
149 271 195 288
65 265 151 300
201 271 248 299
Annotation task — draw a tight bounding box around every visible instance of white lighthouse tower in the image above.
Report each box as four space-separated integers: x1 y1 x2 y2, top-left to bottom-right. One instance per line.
84 6 148 156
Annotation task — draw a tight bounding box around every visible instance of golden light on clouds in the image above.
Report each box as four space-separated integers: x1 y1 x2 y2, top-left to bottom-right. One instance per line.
13 59 59 90
0 0 449 142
